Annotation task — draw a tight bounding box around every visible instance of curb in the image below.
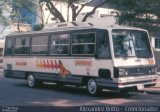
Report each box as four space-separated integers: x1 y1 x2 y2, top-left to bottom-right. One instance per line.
144 90 160 95
143 87 160 95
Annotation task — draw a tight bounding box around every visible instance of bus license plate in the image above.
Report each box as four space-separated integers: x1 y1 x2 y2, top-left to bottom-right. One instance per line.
137 84 144 90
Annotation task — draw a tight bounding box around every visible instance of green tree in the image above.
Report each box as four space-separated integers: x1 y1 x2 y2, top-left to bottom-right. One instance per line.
0 0 108 23
0 0 108 31
0 0 44 31
108 0 160 36
2 0 160 35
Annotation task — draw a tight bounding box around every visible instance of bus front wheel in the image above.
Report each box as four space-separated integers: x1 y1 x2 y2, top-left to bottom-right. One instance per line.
87 78 101 96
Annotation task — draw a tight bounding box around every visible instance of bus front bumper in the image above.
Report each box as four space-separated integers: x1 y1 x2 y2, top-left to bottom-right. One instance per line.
96 75 157 91
117 75 158 90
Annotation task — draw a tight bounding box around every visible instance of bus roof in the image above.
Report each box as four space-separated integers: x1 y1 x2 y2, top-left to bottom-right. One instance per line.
6 22 147 37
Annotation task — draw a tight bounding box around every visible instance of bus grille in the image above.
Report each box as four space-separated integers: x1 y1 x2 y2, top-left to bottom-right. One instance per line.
127 67 155 76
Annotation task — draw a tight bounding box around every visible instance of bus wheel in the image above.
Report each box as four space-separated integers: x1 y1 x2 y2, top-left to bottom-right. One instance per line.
27 74 36 88
87 78 101 96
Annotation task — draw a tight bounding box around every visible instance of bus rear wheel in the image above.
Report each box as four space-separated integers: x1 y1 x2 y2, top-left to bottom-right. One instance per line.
27 74 42 88
87 78 101 96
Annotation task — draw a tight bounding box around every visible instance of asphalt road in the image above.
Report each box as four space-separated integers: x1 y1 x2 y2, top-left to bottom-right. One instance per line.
0 71 160 106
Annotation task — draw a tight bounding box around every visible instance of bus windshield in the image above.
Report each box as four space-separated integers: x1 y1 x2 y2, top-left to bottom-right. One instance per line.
112 29 152 58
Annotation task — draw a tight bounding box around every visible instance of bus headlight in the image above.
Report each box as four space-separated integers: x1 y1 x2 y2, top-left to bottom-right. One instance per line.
125 70 128 75
148 69 151 74
114 67 128 78
119 68 128 76
149 67 156 74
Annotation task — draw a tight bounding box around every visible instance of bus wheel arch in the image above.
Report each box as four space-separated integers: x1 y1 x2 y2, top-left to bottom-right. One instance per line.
82 76 90 85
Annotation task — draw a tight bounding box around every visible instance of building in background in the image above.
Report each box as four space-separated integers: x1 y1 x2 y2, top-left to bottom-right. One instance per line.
0 23 31 39
0 2 34 39
18 8 37 30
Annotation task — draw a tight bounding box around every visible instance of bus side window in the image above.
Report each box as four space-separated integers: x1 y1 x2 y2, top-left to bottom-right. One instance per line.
96 31 111 59
31 35 48 55
50 34 69 55
5 37 13 56
15 37 30 55
72 32 95 55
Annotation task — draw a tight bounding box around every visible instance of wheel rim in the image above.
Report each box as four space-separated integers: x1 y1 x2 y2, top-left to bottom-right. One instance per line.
87 79 97 95
28 75 35 87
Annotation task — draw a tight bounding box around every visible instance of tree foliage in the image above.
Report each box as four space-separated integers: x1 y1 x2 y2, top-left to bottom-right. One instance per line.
108 0 160 36
39 0 107 22
0 0 45 31
1 0 108 22
0 0 108 31
0 0 160 35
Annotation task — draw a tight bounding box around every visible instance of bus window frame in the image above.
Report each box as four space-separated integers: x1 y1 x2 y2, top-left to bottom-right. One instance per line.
4 36 15 56
4 29 112 58
95 30 112 59
14 36 30 56
71 31 96 56
49 32 70 56
30 34 50 56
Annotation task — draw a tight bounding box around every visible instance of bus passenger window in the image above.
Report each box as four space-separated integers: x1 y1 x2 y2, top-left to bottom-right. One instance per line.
97 31 110 59
15 37 30 55
5 38 13 56
31 35 48 55
50 34 69 55
98 42 109 58
72 32 95 55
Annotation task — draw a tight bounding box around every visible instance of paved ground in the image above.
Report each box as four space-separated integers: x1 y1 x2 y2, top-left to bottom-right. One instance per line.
144 75 160 94
0 71 160 106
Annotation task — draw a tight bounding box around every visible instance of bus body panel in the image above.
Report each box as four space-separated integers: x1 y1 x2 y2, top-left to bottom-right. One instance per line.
3 57 113 77
114 58 155 67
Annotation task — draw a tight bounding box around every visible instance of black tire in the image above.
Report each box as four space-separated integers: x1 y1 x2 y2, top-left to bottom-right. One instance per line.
86 78 101 96
27 74 41 88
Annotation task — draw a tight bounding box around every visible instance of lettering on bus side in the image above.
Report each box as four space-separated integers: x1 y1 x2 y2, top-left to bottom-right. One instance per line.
75 60 92 66
15 61 27 66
